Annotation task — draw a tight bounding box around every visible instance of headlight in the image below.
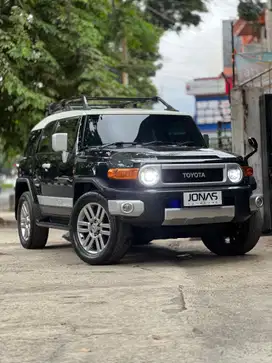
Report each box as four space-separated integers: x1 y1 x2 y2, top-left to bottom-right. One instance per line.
139 166 160 186
228 166 243 183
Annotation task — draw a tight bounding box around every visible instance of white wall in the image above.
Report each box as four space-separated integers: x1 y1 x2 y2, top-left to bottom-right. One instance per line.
231 87 269 228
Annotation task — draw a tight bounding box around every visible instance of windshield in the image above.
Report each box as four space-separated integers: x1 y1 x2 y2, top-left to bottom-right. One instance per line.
83 114 206 148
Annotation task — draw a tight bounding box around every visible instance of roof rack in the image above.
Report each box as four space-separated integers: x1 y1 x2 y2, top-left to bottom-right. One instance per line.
45 96 178 116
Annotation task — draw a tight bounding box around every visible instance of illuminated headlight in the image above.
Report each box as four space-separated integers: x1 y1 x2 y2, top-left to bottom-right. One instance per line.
228 166 243 183
139 166 160 187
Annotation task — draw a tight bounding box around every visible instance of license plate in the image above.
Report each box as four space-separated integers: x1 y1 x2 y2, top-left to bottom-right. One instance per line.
183 191 222 207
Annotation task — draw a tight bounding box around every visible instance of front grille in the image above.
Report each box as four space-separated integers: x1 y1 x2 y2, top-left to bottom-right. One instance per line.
156 155 219 160
162 168 224 184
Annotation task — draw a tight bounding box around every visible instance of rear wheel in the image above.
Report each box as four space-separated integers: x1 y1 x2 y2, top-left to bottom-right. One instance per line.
71 192 131 265
202 211 262 256
17 192 49 249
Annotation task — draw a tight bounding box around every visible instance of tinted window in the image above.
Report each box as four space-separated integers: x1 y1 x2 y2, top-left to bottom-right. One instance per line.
24 130 42 156
37 121 56 153
54 117 80 152
84 114 205 147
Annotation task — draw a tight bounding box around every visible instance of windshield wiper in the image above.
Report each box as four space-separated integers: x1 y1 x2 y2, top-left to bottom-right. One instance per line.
142 140 197 147
175 141 196 146
100 141 138 149
141 141 165 146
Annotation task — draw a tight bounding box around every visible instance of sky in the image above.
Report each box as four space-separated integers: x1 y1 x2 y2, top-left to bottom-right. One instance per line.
153 0 239 115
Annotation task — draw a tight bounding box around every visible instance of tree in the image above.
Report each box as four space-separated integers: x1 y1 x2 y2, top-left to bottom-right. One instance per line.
238 0 266 22
0 0 154 155
141 0 208 32
0 0 209 156
106 0 163 95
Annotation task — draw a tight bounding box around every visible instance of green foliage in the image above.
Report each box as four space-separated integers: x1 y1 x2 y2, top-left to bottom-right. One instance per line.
106 0 163 96
140 0 208 32
0 0 208 155
0 0 125 153
238 0 266 22
0 183 14 189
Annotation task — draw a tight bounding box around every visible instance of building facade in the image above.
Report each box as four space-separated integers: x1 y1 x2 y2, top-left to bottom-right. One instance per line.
186 75 232 150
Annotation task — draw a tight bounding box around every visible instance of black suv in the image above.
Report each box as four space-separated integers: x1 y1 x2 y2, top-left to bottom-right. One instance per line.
15 96 264 265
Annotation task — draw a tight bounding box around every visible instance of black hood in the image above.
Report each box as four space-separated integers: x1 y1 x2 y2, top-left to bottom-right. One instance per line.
83 145 243 169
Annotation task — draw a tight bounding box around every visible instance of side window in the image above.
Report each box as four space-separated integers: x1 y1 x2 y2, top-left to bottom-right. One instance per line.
24 130 42 157
54 117 80 152
83 115 102 147
37 121 56 153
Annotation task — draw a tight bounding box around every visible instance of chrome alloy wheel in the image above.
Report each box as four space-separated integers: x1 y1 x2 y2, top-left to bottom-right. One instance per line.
77 203 111 255
20 201 31 241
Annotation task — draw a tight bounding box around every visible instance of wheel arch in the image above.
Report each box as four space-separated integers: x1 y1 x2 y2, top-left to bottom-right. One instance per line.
73 178 103 205
15 178 37 220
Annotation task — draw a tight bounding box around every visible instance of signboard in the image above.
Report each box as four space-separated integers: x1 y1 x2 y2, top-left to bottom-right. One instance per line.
235 52 272 84
186 78 226 96
195 95 231 125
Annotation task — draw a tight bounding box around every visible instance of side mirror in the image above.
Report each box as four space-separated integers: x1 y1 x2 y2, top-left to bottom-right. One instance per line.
244 137 258 162
52 133 68 152
248 137 258 151
203 134 209 147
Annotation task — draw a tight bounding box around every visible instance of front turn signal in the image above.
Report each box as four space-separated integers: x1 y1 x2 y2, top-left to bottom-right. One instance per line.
243 166 253 177
107 168 139 180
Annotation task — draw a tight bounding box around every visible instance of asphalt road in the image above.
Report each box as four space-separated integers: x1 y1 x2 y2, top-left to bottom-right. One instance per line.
0 228 271 363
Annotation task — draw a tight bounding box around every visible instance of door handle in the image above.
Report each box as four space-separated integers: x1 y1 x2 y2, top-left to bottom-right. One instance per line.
42 163 51 169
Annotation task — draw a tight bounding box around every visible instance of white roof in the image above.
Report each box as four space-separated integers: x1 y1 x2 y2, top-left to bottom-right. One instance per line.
31 108 187 131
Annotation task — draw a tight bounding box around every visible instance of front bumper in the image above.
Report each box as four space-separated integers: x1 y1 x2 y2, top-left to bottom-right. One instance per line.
103 186 263 227
162 206 235 226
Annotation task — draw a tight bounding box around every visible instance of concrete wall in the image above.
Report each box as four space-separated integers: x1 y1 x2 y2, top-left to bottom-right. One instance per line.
244 88 264 198
230 88 246 156
231 87 269 227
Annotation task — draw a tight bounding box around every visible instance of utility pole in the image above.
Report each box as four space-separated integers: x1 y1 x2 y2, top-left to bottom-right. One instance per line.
231 21 236 87
266 0 272 51
121 37 129 86
112 0 129 86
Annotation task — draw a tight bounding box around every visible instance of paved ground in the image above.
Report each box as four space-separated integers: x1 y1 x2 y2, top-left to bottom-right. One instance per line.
0 228 271 363
0 188 14 211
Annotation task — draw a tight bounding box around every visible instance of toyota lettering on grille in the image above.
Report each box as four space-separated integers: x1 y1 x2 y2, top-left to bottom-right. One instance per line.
182 172 206 179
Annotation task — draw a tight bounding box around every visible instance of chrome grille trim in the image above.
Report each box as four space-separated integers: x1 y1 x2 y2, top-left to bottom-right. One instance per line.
138 163 241 187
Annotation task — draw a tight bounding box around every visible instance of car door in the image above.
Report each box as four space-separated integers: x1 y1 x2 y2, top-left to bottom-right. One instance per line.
34 119 58 215
19 130 42 179
48 116 81 215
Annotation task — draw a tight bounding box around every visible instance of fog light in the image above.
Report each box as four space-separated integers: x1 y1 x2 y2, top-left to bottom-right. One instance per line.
121 202 134 214
255 196 263 208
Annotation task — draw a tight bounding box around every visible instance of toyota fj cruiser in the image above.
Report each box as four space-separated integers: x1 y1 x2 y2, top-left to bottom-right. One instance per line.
15 96 264 265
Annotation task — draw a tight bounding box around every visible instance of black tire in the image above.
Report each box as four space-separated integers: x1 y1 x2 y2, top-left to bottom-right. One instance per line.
70 192 132 265
202 211 262 256
17 191 49 249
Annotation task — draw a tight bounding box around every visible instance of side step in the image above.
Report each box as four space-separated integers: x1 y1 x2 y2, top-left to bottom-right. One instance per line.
36 221 69 231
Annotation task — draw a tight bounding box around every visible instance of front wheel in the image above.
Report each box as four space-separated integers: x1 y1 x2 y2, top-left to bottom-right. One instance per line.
202 211 262 256
70 192 131 265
